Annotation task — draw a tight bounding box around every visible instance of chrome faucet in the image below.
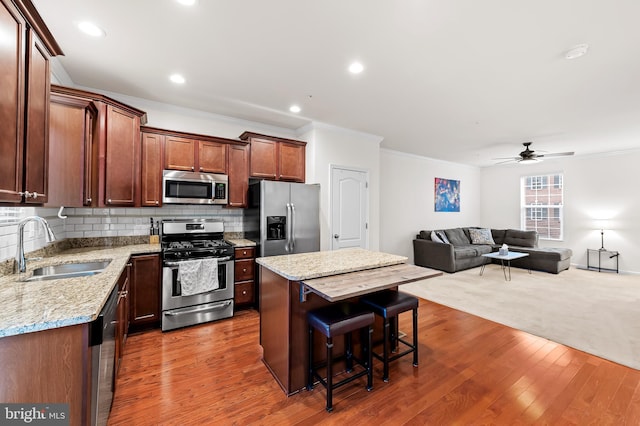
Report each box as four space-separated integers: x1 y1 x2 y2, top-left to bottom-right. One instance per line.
15 216 56 273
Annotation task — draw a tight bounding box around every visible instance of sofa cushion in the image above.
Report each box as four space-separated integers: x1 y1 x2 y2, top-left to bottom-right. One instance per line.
454 246 478 259
469 228 495 245
444 228 470 246
491 229 507 245
504 229 538 248
454 244 492 259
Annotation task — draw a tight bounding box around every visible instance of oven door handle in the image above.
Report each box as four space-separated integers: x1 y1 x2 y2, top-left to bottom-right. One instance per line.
164 300 232 316
164 256 232 267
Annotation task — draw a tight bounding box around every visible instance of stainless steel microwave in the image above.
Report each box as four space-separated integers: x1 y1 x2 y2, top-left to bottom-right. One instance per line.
162 170 228 205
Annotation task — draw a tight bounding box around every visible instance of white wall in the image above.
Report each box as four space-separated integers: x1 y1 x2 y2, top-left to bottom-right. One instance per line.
379 149 482 262
480 150 640 274
298 123 382 251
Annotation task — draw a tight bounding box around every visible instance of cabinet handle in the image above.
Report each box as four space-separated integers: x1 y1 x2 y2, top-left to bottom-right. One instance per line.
155 201 159 205
86 197 92 203
31 192 40 199
19 191 32 198
243 250 247 255
243 268 247 273
199 167 203 172
191 167 194 171
242 290 247 295
107 199 112 204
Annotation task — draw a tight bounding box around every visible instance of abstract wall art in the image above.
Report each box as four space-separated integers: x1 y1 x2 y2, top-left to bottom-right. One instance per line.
434 177 460 212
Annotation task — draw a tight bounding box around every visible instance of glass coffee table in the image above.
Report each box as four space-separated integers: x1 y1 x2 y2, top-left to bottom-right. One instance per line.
480 251 530 281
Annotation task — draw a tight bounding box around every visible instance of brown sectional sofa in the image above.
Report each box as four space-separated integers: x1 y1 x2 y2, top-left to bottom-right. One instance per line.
413 227 572 274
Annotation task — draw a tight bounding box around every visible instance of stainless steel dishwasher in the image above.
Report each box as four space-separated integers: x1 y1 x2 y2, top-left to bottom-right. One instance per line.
89 286 118 426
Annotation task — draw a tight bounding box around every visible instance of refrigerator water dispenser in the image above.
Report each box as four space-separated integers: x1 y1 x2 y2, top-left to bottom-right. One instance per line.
267 216 286 240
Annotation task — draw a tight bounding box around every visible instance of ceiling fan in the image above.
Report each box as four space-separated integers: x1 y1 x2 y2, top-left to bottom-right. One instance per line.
494 142 574 164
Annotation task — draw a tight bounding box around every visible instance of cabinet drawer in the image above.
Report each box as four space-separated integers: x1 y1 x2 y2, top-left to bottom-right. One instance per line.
235 259 254 282
235 281 254 305
234 247 255 259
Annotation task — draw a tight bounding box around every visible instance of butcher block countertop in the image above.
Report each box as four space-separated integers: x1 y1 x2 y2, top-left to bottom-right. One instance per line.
256 248 409 281
0 244 160 338
301 263 442 302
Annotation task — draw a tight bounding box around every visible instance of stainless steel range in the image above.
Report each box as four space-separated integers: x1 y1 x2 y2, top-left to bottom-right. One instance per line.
161 219 234 331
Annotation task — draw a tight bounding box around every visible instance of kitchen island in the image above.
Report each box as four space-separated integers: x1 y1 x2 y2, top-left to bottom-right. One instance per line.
256 248 442 395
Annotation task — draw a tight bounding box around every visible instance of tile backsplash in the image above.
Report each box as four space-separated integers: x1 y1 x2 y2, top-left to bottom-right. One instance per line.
0 205 245 263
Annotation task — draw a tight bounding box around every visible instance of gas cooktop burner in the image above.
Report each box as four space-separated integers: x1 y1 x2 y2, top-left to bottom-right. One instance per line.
165 240 232 250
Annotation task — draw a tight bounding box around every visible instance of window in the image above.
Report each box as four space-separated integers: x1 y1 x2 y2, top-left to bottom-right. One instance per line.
521 173 564 240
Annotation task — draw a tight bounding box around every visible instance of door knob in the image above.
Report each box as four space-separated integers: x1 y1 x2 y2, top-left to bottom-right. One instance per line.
334 234 339 239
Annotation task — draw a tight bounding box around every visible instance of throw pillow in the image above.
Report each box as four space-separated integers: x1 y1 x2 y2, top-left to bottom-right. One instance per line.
469 228 495 245
435 230 450 244
430 231 443 243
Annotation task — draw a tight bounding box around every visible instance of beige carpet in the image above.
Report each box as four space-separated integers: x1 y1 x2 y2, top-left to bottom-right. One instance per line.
400 265 640 370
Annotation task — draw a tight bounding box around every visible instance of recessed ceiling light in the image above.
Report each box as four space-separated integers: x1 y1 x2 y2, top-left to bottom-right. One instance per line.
169 74 186 84
176 0 198 5
289 105 301 113
77 21 106 38
348 61 364 74
565 44 589 60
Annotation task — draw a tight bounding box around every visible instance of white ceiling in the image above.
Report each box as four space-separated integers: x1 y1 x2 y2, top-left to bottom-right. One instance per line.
31 0 640 167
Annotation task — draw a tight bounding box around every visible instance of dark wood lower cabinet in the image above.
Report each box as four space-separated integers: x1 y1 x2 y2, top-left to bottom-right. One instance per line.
129 254 161 332
0 324 90 426
115 263 130 377
234 247 256 309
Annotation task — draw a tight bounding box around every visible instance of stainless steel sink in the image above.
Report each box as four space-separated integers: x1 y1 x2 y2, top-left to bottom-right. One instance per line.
26 260 111 282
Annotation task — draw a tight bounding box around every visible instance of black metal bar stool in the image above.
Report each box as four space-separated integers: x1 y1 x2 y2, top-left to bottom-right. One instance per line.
359 290 419 382
307 302 374 412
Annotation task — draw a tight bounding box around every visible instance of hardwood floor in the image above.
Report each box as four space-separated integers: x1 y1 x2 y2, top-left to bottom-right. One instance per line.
109 300 640 425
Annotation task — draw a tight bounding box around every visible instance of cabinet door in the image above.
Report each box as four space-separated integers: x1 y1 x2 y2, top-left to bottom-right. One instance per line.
46 94 94 207
141 133 163 207
227 144 249 207
164 136 195 171
129 254 161 329
115 264 130 376
249 138 278 179
278 142 305 182
198 141 227 173
104 105 140 206
23 31 50 204
0 1 25 203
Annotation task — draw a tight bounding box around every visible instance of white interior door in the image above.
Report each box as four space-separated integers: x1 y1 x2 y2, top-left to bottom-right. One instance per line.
330 166 368 250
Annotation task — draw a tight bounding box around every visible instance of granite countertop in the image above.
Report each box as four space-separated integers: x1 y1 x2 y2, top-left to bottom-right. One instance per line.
0 244 160 338
227 238 257 247
256 248 408 281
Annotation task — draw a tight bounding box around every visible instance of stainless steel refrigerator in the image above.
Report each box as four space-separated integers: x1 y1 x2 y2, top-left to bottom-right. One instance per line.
248 180 320 257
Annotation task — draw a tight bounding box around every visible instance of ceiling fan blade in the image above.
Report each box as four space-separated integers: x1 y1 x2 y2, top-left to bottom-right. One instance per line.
537 151 575 158
492 156 521 160
494 159 517 165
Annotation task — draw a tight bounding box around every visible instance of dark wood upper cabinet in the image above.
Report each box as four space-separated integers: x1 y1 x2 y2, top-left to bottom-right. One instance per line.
164 136 228 174
46 91 97 207
198 141 227 173
0 0 62 204
141 132 163 207
228 143 249 207
104 105 141 206
47 85 147 208
164 136 195 171
239 132 306 182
